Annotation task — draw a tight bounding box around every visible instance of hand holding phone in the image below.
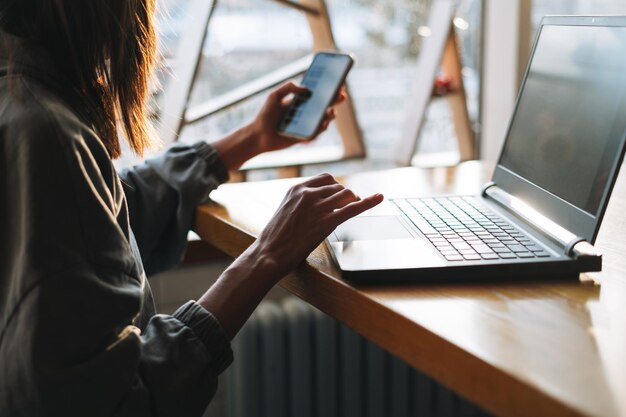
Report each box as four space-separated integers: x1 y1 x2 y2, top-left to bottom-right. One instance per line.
278 52 354 140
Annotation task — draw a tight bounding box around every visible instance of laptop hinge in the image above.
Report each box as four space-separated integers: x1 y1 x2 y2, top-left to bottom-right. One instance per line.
482 185 602 263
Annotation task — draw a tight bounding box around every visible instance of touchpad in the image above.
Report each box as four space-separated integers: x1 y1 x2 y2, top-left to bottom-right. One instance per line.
333 216 413 241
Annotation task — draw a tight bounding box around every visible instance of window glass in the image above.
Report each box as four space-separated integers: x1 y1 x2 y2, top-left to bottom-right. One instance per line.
118 0 483 172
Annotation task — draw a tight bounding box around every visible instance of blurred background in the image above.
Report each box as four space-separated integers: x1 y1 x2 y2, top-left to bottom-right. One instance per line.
117 0 483 173
116 0 626 174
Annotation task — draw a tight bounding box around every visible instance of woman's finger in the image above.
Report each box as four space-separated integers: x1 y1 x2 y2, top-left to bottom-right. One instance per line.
300 172 338 188
270 81 309 103
321 187 360 210
317 119 330 134
332 87 348 105
332 193 385 224
313 108 335 135
313 183 345 199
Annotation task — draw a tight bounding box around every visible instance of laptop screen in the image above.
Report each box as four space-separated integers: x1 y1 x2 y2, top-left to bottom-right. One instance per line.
499 24 626 216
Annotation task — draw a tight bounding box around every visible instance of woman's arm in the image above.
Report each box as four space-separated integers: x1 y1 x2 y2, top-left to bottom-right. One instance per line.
199 173 383 339
125 82 368 339
212 81 344 171
120 142 228 275
120 82 344 275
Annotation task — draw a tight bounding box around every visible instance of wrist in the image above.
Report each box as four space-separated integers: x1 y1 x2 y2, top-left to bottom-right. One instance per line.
246 119 267 155
242 240 287 285
212 123 261 171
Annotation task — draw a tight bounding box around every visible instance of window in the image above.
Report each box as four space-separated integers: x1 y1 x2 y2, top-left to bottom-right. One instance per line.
117 0 484 172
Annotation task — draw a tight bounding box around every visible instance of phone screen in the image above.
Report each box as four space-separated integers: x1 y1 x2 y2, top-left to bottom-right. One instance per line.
278 52 353 140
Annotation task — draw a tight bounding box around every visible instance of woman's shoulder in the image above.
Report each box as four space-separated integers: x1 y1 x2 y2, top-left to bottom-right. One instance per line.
1 75 123 217
2 76 107 158
2 74 118 187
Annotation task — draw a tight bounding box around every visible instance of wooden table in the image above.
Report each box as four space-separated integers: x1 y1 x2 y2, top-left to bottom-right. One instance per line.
194 161 626 417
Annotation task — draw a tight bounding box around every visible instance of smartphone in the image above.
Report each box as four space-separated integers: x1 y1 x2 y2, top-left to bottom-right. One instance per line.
278 52 354 140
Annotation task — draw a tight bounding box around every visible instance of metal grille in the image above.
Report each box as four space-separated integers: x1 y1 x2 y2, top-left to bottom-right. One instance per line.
226 297 492 417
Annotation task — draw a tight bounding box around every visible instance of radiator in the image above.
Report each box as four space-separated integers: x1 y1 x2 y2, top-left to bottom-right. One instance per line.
226 297 491 417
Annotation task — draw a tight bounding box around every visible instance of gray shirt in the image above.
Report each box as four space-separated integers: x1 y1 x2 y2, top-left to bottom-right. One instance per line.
0 35 233 416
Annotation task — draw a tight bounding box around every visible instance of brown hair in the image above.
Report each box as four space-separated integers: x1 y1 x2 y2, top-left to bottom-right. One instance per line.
0 0 158 158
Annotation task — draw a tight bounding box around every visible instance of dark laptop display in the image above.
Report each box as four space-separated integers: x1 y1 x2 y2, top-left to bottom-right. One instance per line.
328 16 626 282
501 24 626 216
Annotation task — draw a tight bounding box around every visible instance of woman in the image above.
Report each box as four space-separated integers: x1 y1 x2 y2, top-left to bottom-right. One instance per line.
0 1 383 416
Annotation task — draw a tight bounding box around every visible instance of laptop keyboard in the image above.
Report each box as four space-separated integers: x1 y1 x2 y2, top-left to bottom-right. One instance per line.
392 196 551 262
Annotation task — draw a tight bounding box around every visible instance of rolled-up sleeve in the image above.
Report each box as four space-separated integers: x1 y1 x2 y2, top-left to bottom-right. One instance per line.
29 267 233 417
119 142 229 275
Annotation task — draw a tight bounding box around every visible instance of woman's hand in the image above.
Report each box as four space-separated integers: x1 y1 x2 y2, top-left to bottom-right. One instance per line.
212 81 346 171
250 81 346 154
198 173 382 339
251 173 383 278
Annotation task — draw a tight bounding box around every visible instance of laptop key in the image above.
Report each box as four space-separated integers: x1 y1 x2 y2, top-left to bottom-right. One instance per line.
506 244 528 253
452 242 471 250
471 244 493 254
430 222 447 228
492 247 512 253
465 238 482 244
498 252 517 259
429 237 447 243
463 254 482 260
482 238 499 243
517 252 535 258
534 251 551 257
407 216 437 234
451 226 469 231
444 255 464 261
481 253 500 260
440 249 459 255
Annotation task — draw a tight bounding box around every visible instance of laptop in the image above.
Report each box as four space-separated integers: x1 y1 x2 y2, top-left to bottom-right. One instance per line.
327 16 626 282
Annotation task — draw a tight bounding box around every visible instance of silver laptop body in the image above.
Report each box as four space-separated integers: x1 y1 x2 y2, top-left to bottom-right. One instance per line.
327 16 626 282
